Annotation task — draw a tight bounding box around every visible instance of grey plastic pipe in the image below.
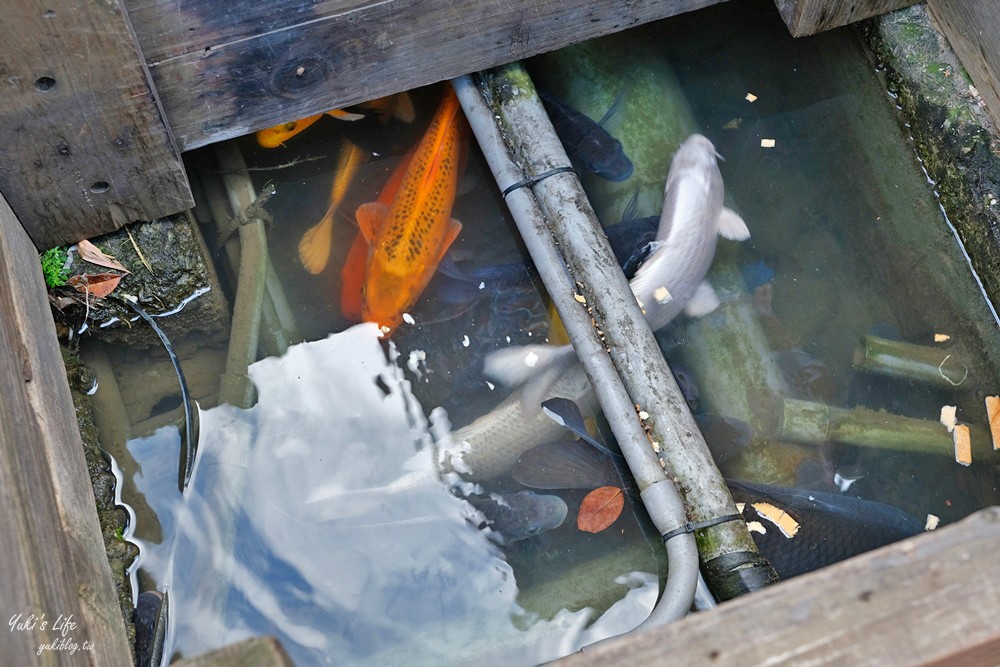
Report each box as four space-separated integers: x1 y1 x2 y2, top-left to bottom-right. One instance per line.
452 74 698 628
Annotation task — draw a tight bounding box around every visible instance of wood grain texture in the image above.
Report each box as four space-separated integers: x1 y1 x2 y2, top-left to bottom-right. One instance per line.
174 637 295 667
124 0 726 150
926 0 1000 132
773 0 920 36
0 194 132 665
556 507 1000 667
0 0 192 249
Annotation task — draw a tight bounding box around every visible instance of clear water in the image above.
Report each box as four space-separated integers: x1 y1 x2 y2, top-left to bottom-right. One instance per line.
103 0 1000 664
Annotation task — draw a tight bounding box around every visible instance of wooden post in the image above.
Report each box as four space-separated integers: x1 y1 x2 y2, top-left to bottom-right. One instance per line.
773 0 920 36
0 194 132 664
926 1 1000 133
0 0 192 249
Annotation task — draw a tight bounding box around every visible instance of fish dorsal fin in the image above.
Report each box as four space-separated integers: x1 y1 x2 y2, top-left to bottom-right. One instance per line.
684 281 720 318
435 218 464 263
597 80 632 129
718 207 750 241
356 202 391 243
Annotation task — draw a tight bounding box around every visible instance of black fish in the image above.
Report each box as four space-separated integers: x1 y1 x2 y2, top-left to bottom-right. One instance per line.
727 480 924 578
465 491 568 544
539 89 634 182
513 440 923 579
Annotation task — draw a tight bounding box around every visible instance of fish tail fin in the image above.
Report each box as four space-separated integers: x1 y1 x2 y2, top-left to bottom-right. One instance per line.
298 141 366 274
298 202 337 274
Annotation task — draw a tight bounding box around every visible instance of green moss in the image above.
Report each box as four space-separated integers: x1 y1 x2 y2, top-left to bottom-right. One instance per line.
39 246 69 288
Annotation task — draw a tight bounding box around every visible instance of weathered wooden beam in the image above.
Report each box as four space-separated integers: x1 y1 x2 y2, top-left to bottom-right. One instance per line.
124 0 726 151
0 193 132 665
557 507 1000 666
773 0 919 36
926 1 1000 133
173 637 295 667
0 0 193 249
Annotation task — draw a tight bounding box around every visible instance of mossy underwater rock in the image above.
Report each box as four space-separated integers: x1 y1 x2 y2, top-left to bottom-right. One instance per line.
54 213 230 349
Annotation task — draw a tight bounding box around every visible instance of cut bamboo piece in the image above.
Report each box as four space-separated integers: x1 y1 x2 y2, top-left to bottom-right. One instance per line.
953 424 972 466
777 397 989 457
854 335 971 389
986 396 1000 450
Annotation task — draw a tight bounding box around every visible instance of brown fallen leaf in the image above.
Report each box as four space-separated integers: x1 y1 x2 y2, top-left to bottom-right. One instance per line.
577 486 624 534
68 273 123 299
78 239 130 273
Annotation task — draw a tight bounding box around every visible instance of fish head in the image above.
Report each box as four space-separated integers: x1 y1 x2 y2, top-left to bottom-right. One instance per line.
581 135 634 182
671 134 721 175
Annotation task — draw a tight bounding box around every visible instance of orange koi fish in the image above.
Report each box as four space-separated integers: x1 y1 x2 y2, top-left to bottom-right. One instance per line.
356 87 466 334
341 151 413 321
256 93 416 148
298 140 366 274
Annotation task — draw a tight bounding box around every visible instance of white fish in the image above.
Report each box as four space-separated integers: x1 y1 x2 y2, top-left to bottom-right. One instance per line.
630 133 750 331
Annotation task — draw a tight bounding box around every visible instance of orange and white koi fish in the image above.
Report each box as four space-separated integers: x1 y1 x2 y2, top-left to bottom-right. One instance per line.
355 87 466 335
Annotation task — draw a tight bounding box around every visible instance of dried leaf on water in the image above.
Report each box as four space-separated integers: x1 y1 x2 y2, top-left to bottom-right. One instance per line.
68 273 123 299
77 239 130 273
577 486 624 533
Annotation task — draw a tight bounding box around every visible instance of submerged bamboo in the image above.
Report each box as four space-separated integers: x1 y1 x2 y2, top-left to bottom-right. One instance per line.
854 334 972 389
777 397 990 457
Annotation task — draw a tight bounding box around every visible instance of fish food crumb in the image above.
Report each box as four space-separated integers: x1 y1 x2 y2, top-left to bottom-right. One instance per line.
953 424 972 466
745 93 758 103
940 405 957 433
925 514 940 531
934 333 951 343
986 396 1000 450
760 138 776 148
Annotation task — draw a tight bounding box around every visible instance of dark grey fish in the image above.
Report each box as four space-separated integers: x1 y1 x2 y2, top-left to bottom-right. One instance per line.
465 491 568 544
727 480 924 579
539 89 634 182
514 440 924 579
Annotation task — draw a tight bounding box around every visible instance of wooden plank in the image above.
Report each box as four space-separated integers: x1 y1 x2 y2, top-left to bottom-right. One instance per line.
926 1 1000 133
0 0 193 249
173 637 295 667
558 507 1000 667
124 0 726 151
0 193 132 664
773 0 920 36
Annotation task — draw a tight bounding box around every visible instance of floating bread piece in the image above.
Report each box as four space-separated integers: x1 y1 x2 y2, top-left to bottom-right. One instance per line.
925 514 940 531
722 118 742 130
939 405 957 433
745 93 758 102
934 333 951 343
953 424 972 466
760 138 776 148
986 396 1000 450
751 502 799 538
746 521 766 535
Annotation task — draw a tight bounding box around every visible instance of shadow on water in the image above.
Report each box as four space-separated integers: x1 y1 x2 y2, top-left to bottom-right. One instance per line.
113 0 1000 663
